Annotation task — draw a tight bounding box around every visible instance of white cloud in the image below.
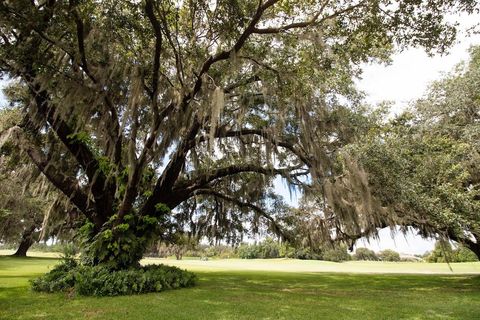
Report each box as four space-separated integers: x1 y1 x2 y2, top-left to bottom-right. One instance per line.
358 12 480 115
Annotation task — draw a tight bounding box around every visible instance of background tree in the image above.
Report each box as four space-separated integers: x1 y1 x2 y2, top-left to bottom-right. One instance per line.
377 249 400 262
426 241 479 263
0 107 82 256
330 46 480 257
353 248 378 261
0 0 477 269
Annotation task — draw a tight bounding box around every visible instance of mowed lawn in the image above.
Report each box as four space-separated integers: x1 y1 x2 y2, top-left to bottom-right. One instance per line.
1 254 480 320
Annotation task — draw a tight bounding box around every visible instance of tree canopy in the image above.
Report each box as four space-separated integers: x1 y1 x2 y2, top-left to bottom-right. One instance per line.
336 46 480 257
0 0 478 267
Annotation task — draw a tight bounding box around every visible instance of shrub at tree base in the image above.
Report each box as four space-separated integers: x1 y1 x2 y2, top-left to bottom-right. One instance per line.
31 259 196 296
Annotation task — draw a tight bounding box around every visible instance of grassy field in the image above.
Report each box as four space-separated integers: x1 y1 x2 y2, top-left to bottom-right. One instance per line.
1 253 480 319
145 257 480 274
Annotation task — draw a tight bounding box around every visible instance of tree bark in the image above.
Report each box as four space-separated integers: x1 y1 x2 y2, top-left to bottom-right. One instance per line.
443 229 480 260
12 225 36 257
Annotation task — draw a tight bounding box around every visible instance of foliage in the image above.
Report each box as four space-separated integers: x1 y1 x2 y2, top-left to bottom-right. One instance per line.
0 108 43 248
74 264 196 296
79 204 170 269
280 245 323 260
30 257 78 293
201 245 238 259
0 107 79 255
354 248 378 261
322 245 351 262
236 238 349 261
340 47 480 258
238 238 282 259
454 247 479 263
150 234 200 260
378 249 400 262
0 0 477 268
238 243 264 259
427 241 479 263
32 259 196 296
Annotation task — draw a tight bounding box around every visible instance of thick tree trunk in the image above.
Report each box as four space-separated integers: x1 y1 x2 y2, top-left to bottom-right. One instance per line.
465 240 480 260
446 230 480 260
12 225 36 257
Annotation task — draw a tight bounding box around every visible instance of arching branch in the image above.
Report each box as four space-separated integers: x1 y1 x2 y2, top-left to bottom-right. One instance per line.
252 1 367 34
0 126 92 219
199 128 312 165
188 0 280 103
177 163 308 193
193 188 291 241
25 83 115 222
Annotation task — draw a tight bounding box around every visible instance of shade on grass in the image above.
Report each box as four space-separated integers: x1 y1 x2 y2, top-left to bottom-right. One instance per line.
1 256 480 320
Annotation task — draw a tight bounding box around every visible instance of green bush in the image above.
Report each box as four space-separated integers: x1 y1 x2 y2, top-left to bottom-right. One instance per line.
426 241 452 262
30 257 78 292
354 248 378 261
322 245 351 262
31 260 196 296
454 246 479 262
259 238 281 259
427 241 479 263
378 249 401 262
203 245 238 259
238 243 262 259
238 238 282 259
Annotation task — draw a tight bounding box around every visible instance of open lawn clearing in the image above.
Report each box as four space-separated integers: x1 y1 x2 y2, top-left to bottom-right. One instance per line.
2 250 480 274
1 255 480 320
145 257 480 274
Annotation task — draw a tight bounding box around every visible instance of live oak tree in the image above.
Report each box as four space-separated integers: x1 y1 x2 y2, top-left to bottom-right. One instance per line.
337 47 480 258
0 107 81 256
0 0 477 268
0 166 79 256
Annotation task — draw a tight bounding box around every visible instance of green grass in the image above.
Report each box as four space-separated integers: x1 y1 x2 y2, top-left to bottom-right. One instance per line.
144 257 480 274
1 255 480 320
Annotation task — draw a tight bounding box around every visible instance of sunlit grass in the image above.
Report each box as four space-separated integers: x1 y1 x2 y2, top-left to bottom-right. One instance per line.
1 254 480 319
145 257 480 274
3 250 479 274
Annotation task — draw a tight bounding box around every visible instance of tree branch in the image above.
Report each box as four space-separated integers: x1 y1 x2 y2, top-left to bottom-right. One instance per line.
139 119 202 216
145 0 163 112
188 0 280 103
25 82 115 223
0 126 93 219
177 163 307 193
252 1 366 34
199 128 312 165
193 188 291 241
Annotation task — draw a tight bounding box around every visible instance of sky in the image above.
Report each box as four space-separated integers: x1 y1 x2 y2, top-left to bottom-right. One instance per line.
358 12 480 115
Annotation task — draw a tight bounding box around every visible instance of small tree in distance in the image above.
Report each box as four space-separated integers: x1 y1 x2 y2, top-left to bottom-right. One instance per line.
354 248 378 261
378 249 401 262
